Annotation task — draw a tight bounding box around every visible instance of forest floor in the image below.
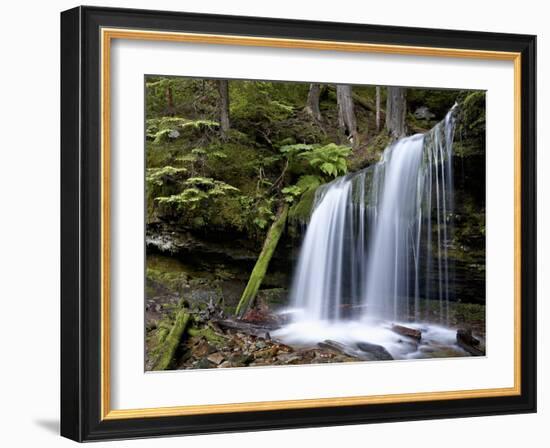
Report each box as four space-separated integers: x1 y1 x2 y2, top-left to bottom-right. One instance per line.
145 253 486 371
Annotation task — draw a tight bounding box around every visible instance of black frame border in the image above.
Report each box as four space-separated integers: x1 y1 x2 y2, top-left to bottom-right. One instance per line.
61 6 536 442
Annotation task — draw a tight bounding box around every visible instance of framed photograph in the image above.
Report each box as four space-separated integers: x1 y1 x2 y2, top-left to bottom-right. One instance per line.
60 6 536 441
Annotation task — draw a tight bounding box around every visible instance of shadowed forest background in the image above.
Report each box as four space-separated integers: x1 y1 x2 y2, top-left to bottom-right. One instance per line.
144 77 486 371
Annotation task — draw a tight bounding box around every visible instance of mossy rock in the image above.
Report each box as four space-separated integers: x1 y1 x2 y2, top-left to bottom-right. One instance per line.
454 91 486 157
288 186 318 225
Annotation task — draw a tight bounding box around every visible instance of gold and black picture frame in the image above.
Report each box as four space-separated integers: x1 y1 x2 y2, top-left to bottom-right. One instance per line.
61 6 536 442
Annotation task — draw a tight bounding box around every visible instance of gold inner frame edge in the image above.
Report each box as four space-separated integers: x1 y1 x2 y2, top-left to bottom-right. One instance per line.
100 27 522 421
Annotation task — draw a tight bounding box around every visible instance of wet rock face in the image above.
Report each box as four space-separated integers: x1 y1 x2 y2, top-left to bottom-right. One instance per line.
146 224 259 263
414 106 436 120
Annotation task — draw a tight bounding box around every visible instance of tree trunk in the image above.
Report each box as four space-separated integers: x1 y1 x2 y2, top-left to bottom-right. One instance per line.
235 204 289 317
305 83 322 121
385 86 407 139
152 307 190 370
218 79 230 136
165 83 175 116
336 85 359 148
375 86 381 132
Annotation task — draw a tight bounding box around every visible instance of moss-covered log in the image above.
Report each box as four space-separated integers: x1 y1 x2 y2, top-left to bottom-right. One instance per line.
235 204 289 317
187 326 228 345
152 307 190 370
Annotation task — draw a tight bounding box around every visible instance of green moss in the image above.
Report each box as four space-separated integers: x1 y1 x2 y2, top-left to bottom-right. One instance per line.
454 91 486 157
152 307 191 370
235 204 289 316
187 326 228 345
288 185 318 224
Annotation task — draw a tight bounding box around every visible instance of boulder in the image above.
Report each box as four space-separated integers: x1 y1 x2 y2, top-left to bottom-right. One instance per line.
356 342 393 361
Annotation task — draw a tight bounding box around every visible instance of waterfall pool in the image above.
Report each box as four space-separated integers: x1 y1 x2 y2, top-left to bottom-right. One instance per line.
272 314 471 361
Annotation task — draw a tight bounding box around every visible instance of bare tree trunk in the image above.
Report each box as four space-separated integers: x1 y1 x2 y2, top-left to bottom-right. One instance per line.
375 86 381 132
336 84 359 149
305 83 322 121
218 79 230 136
165 83 175 116
385 86 407 139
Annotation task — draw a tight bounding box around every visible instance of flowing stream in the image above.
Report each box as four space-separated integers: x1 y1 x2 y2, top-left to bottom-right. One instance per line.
274 108 462 359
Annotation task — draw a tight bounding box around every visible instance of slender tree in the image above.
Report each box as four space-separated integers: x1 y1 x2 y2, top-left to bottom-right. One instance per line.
375 86 381 132
385 86 407 139
305 83 323 122
336 84 359 149
217 79 230 136
164 81 176 116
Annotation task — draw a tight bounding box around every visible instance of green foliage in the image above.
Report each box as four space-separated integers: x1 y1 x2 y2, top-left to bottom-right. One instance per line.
253 203 275 229
296 174 322 192
301 143 350 177
281 185 302 203
288 184 318 224
235 204 289 316
460 91 485 134
175 153 199 164
146 166 187 187
146 77 219 119
279 143 314 157
157 177 240 209
230 81 297 124
144 75 477 249
281 175 322 205
454 91 486 158
146 117 219 143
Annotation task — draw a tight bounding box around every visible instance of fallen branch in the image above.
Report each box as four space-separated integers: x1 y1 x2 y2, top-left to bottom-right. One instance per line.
215 319 278 339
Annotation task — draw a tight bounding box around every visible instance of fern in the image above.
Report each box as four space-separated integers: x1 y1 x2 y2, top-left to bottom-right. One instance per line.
156 178 240 210
281 185 302 203
301 143 350 178
296 175 322 192
145 166 187 187
146 118 219 142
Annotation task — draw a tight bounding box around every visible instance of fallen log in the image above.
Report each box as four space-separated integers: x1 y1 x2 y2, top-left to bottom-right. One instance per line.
235 204 289 317
215 319 278 339
391 324 422 341
356 342 393 361
153 307 190 370
457 328 484 356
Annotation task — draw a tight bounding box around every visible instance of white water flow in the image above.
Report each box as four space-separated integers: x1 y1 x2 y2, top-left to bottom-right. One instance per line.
274 108 458 357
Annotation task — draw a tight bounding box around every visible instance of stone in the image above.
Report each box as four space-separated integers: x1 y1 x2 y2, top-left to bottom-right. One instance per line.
195 358 216 369
207 352 226 365
228 353 253 367
275 353 302 364
356 342 394 361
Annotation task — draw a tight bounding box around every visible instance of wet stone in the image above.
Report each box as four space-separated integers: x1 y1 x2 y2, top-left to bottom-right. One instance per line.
207 352 225 365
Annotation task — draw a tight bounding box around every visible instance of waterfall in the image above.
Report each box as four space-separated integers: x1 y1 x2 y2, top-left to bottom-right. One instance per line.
287 108 456 326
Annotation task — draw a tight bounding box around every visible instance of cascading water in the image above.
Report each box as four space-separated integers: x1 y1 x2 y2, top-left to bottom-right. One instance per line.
274 108 458 356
